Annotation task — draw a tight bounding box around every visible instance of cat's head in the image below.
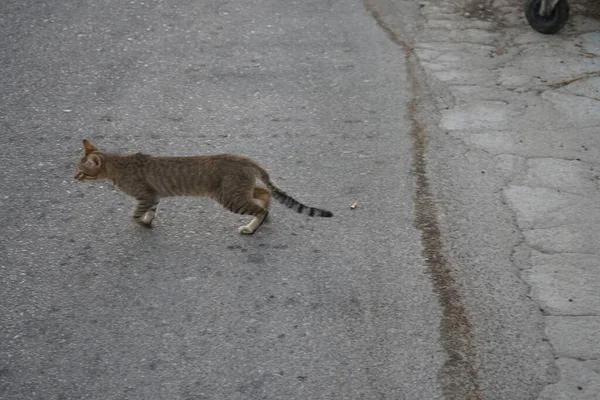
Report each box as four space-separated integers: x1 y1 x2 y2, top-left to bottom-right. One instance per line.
74 139 104 181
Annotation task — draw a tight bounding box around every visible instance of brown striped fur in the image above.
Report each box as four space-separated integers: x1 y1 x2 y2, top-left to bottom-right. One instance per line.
74 140 333 234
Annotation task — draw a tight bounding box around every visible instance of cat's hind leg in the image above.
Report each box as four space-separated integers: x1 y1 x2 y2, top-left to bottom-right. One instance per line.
252 187 271 224
219 178 268 234
225 200 268 235
252 187 271 209
238 208 268 234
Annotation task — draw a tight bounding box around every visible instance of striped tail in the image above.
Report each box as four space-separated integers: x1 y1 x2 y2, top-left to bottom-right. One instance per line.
265 180 333 218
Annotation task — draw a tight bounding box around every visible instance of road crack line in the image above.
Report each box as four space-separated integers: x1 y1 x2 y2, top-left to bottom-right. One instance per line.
364 1 485 399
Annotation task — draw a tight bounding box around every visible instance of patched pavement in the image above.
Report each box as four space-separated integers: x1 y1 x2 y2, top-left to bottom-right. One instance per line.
410 0 600 398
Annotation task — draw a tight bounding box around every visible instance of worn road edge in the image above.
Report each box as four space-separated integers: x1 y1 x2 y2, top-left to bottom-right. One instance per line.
363 1 485 399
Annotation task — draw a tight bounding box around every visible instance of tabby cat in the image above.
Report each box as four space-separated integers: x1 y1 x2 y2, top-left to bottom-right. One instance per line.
74 140 333 234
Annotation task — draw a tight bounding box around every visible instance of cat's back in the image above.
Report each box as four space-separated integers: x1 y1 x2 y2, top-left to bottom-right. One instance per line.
143 153 261 197
148 153 258 171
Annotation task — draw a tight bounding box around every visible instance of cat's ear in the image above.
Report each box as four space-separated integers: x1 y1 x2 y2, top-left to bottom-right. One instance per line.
86 154 102 167
83 139 98 155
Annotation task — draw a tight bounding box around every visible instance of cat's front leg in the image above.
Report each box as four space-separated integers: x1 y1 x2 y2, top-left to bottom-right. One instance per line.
132 195 159 228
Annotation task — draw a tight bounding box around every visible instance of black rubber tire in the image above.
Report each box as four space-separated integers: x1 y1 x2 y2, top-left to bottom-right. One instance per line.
525 0 569 34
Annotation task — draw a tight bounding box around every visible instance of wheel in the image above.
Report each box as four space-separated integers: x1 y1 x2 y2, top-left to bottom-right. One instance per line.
525 0 569 34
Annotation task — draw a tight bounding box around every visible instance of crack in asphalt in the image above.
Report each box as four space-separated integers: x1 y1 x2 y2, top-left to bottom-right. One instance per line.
364 1 485 399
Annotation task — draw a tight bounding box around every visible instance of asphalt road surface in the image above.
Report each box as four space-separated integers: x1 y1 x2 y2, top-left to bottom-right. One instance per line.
0 1 547 399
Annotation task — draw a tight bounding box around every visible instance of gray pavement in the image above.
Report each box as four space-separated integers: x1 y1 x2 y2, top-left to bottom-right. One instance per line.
2 0 598 399
377 0 600 398
1 1 447 399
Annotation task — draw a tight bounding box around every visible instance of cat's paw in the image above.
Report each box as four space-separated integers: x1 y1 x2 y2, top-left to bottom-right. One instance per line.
134 218 153 229
141 212 155 225
238 225 255 235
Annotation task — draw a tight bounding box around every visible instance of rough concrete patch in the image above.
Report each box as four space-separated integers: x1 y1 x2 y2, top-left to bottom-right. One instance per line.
560 77 600 101
541 91 600 128
538 358 600 400
426 19 465 30
423 55 506 75
421 28 500 45
514 39 590 59
496 66 536 87
422 61 455 73
414 42 496 53
581 32 600 55
546 317 600 359
462 0 497 22
414 48 443 62
524 224 600 255
494 154 527 182
431 69 497 85
451 125 600 162
523 158 600 196
504 186 600 229
574 0 600 19
428 19 496 30
517 94 600 139
526 252 600 315
424 56 507 73
584 360 600 375
451 130 517 153
490 0 515 8
436 53 469 63
420 4 457 15
440 101 520 131
569 16 600 34
448 85 520 105
407 0 600 397
497 56 599 90
511 31 557 46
